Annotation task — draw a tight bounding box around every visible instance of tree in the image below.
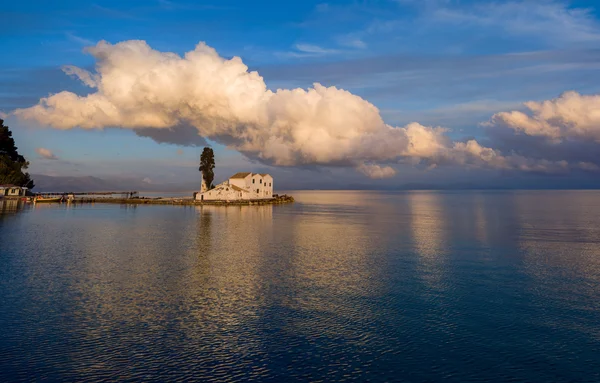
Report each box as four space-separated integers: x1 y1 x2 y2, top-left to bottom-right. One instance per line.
199 147 215 189
0 119 34 189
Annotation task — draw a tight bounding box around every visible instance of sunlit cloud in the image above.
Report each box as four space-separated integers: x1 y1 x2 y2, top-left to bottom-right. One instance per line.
35 147 58 160
12 40 600 178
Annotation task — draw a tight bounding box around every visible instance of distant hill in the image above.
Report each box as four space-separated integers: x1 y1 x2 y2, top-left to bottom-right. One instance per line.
32 175 198 193
32 174 600 193
32 175 119 192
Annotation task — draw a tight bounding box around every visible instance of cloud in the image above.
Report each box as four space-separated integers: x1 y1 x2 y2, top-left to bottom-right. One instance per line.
357 163 396 179
382 100 525 128
62 65 98 88
295 43 339 55
415 0 600 45
133 124 208 146
327 0 600 58
36 147 58 160
488 91 600 142
443 140 571 173
280 43 342 58
483 91 600 169
65 32 95 46
258 49 600 92
12 40 600 179
335 35 367 49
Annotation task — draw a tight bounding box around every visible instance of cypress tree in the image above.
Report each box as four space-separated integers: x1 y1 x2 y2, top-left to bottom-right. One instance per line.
199 147 215 189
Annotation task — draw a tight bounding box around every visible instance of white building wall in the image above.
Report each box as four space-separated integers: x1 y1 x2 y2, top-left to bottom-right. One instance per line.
250 174 261 197
229 175 252 191
195 172 275 201
251 174 273 198
198 183 248 201
262 175 273 197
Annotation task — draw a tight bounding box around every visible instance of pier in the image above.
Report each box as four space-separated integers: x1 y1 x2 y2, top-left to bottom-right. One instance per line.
26 191 294 206
72 194 294 206
36 191 139 199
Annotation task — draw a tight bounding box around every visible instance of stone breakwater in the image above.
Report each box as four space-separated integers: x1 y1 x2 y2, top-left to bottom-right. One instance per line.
65 194 295 206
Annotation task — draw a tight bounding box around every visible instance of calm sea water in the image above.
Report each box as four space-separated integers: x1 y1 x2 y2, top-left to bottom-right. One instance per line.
1 191 599 382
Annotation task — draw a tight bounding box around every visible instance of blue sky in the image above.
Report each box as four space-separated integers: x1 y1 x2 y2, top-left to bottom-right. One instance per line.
2 0 600 189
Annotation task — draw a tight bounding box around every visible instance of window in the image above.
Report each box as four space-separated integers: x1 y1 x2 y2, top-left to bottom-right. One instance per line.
260 179 262 184
269 183 271 187
253 179 255 184
257 189 259 193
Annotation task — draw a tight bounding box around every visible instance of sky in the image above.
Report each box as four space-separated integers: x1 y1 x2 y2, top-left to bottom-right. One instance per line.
2 0 600 189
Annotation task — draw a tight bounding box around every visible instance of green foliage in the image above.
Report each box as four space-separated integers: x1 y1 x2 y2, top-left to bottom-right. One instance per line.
199 147 215 189
0 119 34 189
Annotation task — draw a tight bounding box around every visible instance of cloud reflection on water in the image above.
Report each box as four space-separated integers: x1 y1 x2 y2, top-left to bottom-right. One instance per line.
2 192 600 381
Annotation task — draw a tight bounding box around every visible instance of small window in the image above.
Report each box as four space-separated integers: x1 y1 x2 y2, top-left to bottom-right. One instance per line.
253 179 255 184
269 183 271 187
260 179 262 184
257 189 259 193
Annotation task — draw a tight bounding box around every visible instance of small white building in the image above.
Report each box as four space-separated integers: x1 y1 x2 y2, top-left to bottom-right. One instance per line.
196 172 274 201
0 185 28 198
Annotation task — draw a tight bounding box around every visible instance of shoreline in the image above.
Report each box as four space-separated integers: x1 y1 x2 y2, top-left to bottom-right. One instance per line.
11 194 295 206
91 194 295 206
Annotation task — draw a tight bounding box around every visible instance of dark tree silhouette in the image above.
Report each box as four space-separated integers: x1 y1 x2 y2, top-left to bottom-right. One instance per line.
0 119 34 188
199 147 215 189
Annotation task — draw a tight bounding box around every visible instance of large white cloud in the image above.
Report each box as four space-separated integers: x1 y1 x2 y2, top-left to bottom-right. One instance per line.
13 40 589 178
485 91 600 171
489 91 600 142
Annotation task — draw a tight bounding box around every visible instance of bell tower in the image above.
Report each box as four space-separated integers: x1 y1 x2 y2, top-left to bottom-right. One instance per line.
201 171 208 193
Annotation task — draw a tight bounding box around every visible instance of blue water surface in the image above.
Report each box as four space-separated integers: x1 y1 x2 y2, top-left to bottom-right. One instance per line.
1 191 599 382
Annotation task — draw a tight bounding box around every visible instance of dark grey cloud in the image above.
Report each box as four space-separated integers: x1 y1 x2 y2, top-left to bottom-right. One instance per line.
133 124 208 147
485 125 600 165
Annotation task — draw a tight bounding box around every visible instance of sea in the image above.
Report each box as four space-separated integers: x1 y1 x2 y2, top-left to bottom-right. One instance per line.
1 190 599 382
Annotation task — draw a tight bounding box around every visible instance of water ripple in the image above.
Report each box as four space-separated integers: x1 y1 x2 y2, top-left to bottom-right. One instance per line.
1 193 599 382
